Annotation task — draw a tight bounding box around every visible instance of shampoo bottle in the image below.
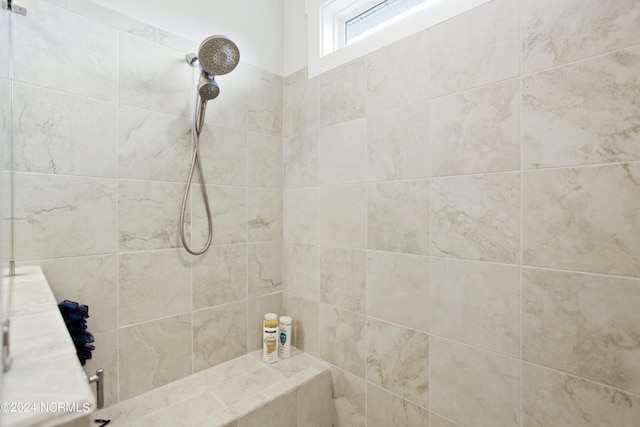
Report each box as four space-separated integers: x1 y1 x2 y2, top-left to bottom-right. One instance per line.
262 313 279 364
278 316 292 359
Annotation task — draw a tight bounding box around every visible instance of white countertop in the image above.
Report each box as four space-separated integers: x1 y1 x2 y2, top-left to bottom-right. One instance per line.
2 265 96 427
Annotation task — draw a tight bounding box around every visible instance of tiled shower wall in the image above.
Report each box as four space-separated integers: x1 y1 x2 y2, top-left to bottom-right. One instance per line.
282 0 640 425
2 0 283 405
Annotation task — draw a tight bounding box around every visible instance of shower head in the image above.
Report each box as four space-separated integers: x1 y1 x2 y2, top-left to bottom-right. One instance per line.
198 72 219 101
197 35 240 76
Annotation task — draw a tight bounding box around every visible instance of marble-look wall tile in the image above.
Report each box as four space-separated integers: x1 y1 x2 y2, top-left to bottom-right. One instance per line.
366 31 429 116
69 0 157 42
193 244 247 310
366 251 429 332
318 185 366 248
283 76 319 138
239 392 296 427
118 180 184 251
247 188 282 243
430 413 462 427
119 314 192 400
319 304 366 378
248 241 282 298
367 384 429 427
283 188 318 243
367 179 430 255
431 258 520 357
523 46 640 168
197 123 247 187
192 184 246 246
0 13 8 79
320 247 366 314
367 102 430 181
522 0 640 73
117 106 191 182
13 173 117 260
247 292 283 352
248 132 282 188
203 64 249 131
119 32 193 117
39 255 117 333
431 172 520 264
157 29 197 53
330 366 366 427
83 329 118 407
247 66 283 137
118 249 190 326
13 0 117 101
319 60 366 127
12 83 117 176
523 268 640 393
193 301 247 372
318 119 367 185
283 131 318 188
283 242 319 301
430 337 520 427
430 79 520 176
283 293 319 356
523 164 640 277
429 0 520 97
366 318 429 407
297 372 332 427
523 362 640 427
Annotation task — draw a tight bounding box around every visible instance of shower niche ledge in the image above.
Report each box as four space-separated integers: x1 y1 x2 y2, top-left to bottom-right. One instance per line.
2 265 95 427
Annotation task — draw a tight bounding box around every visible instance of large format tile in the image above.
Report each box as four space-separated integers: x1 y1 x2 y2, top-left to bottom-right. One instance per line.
247 66 283 137
330 367 366 427
319 60 366 127
318 119 367 185
431 258 520 357
366 318 429 407
283 75 319 138
283 294 319 356
283 188 318 243
523 268 640 394
118 250 190 326
367 102 430 181
523 362 640 427
248 241 282 298
297 372 332 427
430 79 520 176
320 246 366 314
366 251 429 331
119 32 193 117
193 301 248 372
118 180 184 251
367 384 429 427
117 106 192 182
198 124 247 187
247 188 282 243
69 0 157 42
13 0 117 101
83 329 118 407
238 392 296 427
13 173 117 260
431 173 520 264
283 242 319 301
522 0 640 73
318 185 366 248
319 304 366 378
367 179 430 255
366 31 429 115
12 83 116 176
119 314 192 400
193 244 247 310
523 163 640 277
523 46 640 168
429 0 520 97
430 337 520 427
248 132 282 189
192 184 246 246
283 131 318 188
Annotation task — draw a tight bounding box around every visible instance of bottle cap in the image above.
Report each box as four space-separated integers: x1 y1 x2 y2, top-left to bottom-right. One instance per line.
279 316 292 324
264 313 278 320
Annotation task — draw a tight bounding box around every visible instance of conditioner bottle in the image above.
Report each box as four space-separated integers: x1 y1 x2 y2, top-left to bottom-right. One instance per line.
278 316 292 359
262 313 279 364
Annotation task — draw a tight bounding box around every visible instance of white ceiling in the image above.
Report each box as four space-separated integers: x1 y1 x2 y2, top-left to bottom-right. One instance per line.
91 0 288 75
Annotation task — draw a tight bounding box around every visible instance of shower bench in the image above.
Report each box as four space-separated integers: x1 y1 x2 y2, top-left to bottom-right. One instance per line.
85 349 332 427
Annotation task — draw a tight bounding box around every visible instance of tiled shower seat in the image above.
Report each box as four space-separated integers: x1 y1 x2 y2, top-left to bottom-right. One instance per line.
90 350 332 427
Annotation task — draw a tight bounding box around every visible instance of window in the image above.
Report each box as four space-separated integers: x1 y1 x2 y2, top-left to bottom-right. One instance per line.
306 0 491 77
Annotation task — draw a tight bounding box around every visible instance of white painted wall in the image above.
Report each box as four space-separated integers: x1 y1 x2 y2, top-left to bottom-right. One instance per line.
91 0 285 75
283 0 308 76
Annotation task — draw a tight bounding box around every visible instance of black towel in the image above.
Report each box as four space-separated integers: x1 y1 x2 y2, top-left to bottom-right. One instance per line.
58 300 95 366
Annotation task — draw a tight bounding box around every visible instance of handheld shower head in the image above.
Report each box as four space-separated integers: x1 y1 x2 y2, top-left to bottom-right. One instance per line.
198 35 240 76
195 72 219 133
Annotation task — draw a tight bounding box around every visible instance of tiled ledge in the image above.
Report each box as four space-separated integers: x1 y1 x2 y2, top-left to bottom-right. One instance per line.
2 266 96 427
92 350 332 427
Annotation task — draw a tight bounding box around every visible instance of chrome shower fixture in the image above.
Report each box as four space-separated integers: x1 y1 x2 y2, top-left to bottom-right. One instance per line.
180 35 240 256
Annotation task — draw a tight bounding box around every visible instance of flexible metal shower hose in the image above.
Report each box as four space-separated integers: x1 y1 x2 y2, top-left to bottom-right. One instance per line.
179 120 213 255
